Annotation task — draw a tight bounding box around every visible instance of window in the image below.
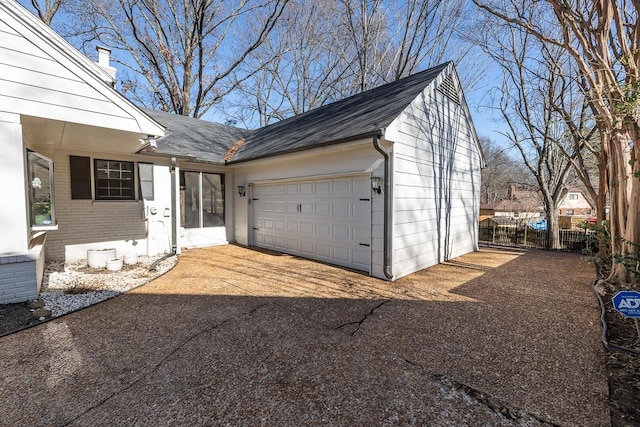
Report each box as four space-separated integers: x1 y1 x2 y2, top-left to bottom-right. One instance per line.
180 171 225 228
587 209 592 215
27 151 55 227
568 193 579 200
566 209 574 216
94 159 135 200
138 163 154 200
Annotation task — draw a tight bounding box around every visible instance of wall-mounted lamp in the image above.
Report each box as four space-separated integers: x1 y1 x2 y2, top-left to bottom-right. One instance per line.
237 185 246 197
371 176 383 195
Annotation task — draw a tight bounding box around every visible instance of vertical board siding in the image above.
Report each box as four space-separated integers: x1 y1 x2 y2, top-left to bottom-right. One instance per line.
389 75 481 278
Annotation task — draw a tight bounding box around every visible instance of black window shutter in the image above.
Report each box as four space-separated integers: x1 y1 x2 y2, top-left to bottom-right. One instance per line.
70 156 91 199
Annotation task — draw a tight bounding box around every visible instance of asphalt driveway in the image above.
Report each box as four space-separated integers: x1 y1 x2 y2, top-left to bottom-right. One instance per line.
0 245 609 426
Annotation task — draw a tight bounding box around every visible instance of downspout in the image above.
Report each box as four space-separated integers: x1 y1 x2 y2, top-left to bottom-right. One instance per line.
170 156 178 254
372 135 393 280
149 157 178 272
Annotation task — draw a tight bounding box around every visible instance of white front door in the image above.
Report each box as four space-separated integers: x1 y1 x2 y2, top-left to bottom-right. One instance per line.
252 175 371 272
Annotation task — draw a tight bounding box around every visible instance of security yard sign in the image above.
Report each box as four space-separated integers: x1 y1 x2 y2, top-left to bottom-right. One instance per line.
612 291 640 318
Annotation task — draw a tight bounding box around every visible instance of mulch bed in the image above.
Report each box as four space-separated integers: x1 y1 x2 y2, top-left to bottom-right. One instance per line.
602 288 640 427
0 302 41 336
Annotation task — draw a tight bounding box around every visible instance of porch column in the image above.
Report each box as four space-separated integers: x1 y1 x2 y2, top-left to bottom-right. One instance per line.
0 112 29 254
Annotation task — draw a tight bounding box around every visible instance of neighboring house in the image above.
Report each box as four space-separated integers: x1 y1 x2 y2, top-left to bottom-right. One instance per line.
480 185 544 224
558 188 595 218
0 0 484 304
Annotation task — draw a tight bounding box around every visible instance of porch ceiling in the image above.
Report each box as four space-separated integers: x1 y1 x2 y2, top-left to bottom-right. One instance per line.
21 115 150 154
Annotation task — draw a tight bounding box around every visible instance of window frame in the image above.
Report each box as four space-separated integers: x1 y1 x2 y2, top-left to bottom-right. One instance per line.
180 170 225 228
94 159 136 201
27 150 56 229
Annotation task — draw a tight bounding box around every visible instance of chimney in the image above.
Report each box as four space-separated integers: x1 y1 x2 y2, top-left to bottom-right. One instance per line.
96 46 117 86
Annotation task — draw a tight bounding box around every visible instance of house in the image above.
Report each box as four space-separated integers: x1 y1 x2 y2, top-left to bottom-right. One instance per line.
558 188 595 218
0 0 164 304
0 0 484 304
480 185 544 225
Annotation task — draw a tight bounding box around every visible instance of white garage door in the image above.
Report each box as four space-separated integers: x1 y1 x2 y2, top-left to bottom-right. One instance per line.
252 175 371 272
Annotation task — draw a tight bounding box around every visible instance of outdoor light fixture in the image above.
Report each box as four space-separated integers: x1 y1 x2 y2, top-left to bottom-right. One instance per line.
371 176 383 195
139 135 158 148
237 185 246 197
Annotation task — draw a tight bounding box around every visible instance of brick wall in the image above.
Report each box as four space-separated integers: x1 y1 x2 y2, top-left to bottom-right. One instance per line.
0 255 37 304
45 151 149 261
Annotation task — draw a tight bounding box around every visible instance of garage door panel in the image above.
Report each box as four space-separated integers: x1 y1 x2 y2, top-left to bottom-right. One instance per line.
353 249 370 266
353 202 370 217
286 202 298 214
287 238 299 252
300 241 314 254
333 202 350 218
252 176 371 273
353 177 371 193
317 243 331 258
300 221 313 234
333 224 349 239
333 179 350 193
300 182 314 194
316 223 330 237
316 202 331 216
300 202 314 214
274 236 286 248
333 246 350 262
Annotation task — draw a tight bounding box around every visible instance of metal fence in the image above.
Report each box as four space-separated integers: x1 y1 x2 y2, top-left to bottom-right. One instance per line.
478 223 594 252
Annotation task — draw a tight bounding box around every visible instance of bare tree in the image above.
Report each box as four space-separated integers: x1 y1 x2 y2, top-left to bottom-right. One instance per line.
71 0 288 118
228 0 485 126
479 137 532 204
480 23 578 249
473 0 640 284
23 0 63 25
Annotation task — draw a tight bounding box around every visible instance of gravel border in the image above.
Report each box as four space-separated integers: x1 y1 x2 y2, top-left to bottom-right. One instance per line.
38 255 178 318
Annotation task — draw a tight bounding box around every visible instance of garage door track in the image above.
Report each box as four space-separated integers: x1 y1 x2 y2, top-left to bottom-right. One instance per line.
0 245 609 426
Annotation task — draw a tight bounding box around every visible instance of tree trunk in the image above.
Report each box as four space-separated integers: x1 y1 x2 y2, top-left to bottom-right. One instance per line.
546 203 560 250
609 124 640 285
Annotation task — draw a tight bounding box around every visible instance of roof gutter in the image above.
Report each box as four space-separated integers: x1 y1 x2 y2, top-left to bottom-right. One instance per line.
372 134 393 280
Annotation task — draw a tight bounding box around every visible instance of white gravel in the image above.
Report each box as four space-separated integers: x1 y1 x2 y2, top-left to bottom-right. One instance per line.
39 255 177 317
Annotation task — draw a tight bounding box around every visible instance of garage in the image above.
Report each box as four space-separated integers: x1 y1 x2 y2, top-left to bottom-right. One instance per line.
251 175 371 272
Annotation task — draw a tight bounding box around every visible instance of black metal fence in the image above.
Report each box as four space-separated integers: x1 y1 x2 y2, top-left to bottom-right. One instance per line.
478 222 594 252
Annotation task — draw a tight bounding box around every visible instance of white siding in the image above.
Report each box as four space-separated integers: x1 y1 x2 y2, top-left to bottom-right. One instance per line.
386 70 481 279
0 4 164 136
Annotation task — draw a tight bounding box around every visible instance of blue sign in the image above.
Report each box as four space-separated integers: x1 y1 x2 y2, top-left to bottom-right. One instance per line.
612 291 640 318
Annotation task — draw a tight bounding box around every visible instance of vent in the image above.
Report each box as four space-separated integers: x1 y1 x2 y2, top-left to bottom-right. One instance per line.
436 75 460 105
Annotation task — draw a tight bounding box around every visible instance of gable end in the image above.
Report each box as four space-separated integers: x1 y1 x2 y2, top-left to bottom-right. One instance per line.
436 75 460 106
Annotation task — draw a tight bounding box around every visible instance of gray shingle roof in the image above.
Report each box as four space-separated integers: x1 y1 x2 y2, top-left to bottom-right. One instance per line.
138 62 450 164
141 108 253 164
229 62 450 163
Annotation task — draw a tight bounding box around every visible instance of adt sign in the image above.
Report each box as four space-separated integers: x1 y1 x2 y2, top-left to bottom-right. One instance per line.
612 291 640 318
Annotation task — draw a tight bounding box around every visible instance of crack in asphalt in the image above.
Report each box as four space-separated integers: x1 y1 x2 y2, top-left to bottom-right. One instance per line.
61 302 273 426
403 358 559 426
335 299 391 336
